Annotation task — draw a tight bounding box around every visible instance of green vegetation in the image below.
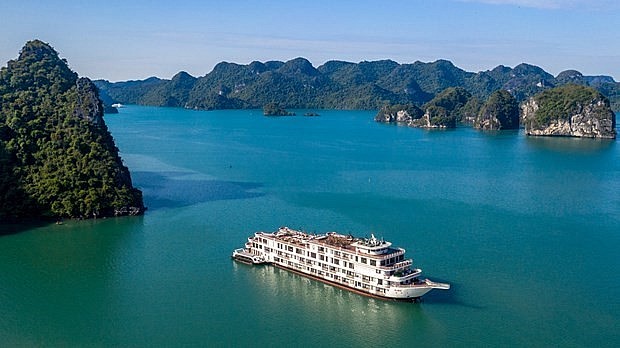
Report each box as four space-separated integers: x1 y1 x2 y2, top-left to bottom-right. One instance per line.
593 82 620 111
531 84 610 128
0 40 144 221
422 87 472 127
263 102 295 116
475 90 519 130
459 97 483 124
95 58 620 112
374 103 423 123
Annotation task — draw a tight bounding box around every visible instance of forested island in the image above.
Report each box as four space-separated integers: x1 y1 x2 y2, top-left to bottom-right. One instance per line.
94 56 617 138
375 84 615 138
94 58 620 113
521 84 616 138
0 40 145 222
263 102 295 116
0 40 616 225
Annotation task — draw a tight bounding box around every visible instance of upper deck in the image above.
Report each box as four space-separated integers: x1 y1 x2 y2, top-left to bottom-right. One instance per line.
257 227 404 260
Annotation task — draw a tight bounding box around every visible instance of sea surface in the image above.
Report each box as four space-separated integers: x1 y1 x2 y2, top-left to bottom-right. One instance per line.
1 105 619 347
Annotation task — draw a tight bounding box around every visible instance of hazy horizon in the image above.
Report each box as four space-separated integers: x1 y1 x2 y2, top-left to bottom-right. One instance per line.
2 0 619 81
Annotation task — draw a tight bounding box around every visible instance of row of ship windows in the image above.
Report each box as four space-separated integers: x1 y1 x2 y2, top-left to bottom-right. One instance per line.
274 258 387 293
272 253 389 279
256 241 404 267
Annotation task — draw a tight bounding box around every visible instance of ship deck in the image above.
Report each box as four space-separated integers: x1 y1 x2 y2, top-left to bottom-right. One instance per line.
263 227 402 257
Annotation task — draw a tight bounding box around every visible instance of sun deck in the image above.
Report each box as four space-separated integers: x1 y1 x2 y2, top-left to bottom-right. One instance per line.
263 227 403 260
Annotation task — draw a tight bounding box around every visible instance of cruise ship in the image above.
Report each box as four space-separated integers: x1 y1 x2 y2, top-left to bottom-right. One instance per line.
232 227 449 301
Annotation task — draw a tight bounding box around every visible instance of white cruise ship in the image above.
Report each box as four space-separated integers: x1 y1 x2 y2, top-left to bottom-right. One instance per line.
232 227 449 301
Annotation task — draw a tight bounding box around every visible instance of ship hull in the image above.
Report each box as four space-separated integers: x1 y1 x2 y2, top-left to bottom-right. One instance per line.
272 262 433 301
235 227 449 301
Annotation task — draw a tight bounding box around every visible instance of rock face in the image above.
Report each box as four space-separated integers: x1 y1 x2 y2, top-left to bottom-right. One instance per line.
416 87 472 128
521 84 616 138
474 90 519 130
0 40 145 220
374 104 423 124
75 77 105 126
419 107 453 128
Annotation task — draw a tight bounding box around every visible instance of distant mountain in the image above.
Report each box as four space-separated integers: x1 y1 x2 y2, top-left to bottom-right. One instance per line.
94 58 620 112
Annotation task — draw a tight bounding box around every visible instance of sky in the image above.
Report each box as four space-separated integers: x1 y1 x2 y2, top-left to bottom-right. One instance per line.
1 0 619 81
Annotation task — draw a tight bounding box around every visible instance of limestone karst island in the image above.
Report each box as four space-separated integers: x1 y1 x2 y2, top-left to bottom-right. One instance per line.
1 39 618 224
96 57 617 139
0 40 145 222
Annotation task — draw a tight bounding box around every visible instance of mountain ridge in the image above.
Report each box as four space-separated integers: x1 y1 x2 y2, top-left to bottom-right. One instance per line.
94 58 620 112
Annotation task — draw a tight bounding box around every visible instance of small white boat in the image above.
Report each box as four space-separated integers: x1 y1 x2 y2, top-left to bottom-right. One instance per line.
111 103 123 108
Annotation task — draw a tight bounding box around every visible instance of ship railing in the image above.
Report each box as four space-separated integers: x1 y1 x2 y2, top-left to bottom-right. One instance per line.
376 260 412 271
394 279 451 290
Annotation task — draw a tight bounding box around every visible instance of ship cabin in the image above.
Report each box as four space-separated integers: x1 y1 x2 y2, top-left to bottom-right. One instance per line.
351 234 392 255
249 227 422 289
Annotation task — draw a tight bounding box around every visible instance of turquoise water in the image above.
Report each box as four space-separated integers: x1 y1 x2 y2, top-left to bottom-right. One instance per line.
1 105 619 346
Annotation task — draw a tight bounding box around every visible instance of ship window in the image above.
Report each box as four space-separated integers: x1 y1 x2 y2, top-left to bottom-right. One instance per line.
370 259 376 266
380 260 386 266
349 263 354 269
355 256 358 262
378 279 382 285
311 252 316 259
361 257 367 264
333 259 339 265
319 255 324 261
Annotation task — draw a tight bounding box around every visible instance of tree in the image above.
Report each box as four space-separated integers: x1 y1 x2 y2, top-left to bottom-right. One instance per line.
0 40 144 220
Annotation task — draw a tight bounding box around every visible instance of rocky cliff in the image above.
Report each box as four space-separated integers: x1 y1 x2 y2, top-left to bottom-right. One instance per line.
0 40 145 221
474 90 519 130
75 77 105 126
374 88 474 128
374 104 423 124
521 84 616 139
